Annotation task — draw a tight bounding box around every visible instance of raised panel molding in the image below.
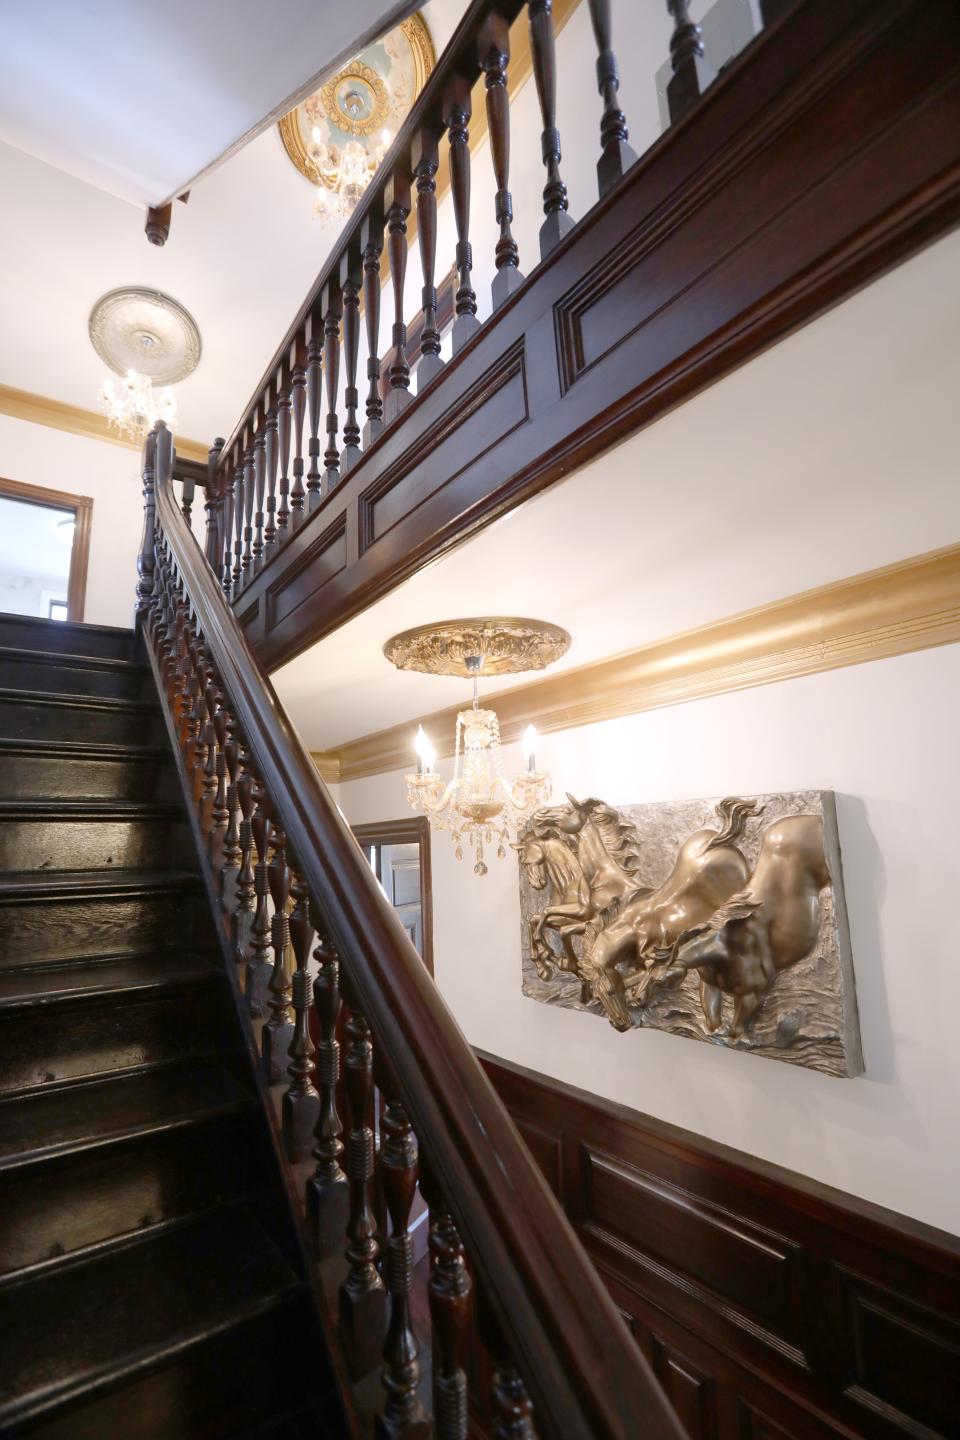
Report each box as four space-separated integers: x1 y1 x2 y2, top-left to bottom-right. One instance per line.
480 1053 960 1440
262 516 347 633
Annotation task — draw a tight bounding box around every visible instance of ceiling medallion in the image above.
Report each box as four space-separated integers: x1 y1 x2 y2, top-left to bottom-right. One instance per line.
279 14 434 219
383 617 572 678
88 287 202 385
385 618 571 877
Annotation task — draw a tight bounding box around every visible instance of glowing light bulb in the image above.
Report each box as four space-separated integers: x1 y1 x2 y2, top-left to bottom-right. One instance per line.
414 724 436 774
523 723 539 772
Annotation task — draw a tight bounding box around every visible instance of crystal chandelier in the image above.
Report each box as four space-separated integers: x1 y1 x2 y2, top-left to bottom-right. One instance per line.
384 619 572 877
98 369 177 443
308 126 390 221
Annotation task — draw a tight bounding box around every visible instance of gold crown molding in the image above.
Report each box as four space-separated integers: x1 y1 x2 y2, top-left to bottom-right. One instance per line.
384 616 571 677
0 383 208 464
312 543 960 783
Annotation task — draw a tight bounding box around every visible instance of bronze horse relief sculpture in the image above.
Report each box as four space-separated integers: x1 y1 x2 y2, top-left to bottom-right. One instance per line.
516 790 862 1077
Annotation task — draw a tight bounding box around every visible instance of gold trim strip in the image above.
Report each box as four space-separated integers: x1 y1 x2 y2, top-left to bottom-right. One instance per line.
313 543 960 782
0 383 208 464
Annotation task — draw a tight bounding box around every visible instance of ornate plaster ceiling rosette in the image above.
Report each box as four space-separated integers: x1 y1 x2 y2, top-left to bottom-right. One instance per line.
383 618 572 678
279 15 435 189
88 288 201 383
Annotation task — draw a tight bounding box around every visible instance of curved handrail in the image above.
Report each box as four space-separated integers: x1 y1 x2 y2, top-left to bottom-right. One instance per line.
152 433 681 1440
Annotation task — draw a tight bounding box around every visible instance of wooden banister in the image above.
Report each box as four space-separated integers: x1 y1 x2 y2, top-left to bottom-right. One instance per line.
146 419 683 1439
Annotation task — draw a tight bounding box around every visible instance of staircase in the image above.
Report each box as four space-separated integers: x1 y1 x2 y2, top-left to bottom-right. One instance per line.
0 613 350 1440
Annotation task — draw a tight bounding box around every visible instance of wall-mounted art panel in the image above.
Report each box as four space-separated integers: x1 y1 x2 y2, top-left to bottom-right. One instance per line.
517 791 862 1077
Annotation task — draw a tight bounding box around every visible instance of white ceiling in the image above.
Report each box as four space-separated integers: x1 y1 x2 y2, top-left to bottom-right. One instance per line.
271 228 960 752
0 1 421 206
0 0 464 445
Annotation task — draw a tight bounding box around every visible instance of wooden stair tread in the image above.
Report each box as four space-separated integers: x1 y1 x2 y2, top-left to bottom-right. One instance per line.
0 645 147 674
0 952 221 1009
0 687 159 713
0 1205 302 1426
0 867 202 900
0 1059 249 1169
0 799 183 818
0 737 170 761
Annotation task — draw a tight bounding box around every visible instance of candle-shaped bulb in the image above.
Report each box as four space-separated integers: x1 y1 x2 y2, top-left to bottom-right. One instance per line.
415 724 435 774
523 723 539 772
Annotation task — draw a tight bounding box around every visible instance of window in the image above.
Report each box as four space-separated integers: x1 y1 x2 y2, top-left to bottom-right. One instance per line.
352 817 433 975
0 476 93 622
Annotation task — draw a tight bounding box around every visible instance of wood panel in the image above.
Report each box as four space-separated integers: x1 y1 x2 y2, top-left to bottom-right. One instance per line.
231 0 960 670
480 1053 960 1440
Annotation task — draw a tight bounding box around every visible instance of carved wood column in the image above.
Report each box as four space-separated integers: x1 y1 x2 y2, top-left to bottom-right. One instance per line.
384 171 413 423
263 402 279 554
322 280 342 494
135 428 158 613
307 912 349 1258
666 0 715 124
339 1002 388 1377
413 129 444 391
528 0 575 258
276 380 292 537
479 15 524 309
340 249 362 474
587 0 637 196
283 872 319 1160
290 351 307 526
306 328 323 506
361 210 385 449
445 75 480 354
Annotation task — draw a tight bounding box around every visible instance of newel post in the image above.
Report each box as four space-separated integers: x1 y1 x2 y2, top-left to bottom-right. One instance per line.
204 436 225 570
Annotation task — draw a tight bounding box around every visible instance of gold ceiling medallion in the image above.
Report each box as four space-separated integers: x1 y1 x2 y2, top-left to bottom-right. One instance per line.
278 13 435 185
383 617 572 678
386 618 570 876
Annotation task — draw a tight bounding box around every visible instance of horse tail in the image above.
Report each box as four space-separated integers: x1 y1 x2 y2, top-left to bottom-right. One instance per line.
704 796 765 851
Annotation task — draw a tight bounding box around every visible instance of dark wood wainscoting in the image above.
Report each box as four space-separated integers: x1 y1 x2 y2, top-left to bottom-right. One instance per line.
479 1054 960 1440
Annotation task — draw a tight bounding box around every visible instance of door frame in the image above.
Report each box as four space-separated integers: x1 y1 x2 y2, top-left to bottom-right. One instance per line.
351 816 433 976
0 474 93 622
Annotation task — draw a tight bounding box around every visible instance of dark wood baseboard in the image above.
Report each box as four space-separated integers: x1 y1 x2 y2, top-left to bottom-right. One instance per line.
479 1053 960 1440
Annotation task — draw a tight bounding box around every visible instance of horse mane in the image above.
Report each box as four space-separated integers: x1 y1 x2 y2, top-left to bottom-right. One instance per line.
702 796 765 852
676 889 762 947
575 798 646 877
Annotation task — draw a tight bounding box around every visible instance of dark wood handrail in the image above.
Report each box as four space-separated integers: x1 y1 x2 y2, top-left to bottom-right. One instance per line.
217 0 527 466
152 427 682 1440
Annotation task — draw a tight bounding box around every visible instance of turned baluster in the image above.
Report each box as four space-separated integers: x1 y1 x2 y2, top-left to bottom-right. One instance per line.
201 664 219 809
529 0 575 258
220 466 235 598
479 17 524 309
241 446 255 578
264 403 279 553
263 822 294 1081
247 782 274 1017
444 77 480 354
179 473 195 526
321 281 342 494
171 585 191 731
210 690 229 867
290 356 307 525
282 872 319 1160
339 1002 388 1377
232 745 257 969
666 0 714 124
203 437 224 570
339 252 361 474
232 452 245 590
476 1290 534 1440
184 626 205 785
587 0 637 196
383 172 412 423
375 1091 427 1439
420 1157 472 1440
412 130 444 391
135 429 158 612
360 211 384 448
307 911 349 1257
221 713 241 881
252 426 266 569
276 382 292 536
306 331 323 505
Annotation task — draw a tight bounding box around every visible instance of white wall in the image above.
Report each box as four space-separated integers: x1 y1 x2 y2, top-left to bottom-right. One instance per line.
338 642 960 1237
0 414 145 628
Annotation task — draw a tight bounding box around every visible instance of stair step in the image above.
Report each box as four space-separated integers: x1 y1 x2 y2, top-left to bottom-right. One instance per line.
15 1290 346 1440
0 958 236 1097
0 646 152 700
0 950 220 1010
0 800 189 872
0 613 134 661
0 1057 248 1169
0 1062 260 1281
0 869 207 969
0 738 177 801
0 689 163 744
0 1206 308 1432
